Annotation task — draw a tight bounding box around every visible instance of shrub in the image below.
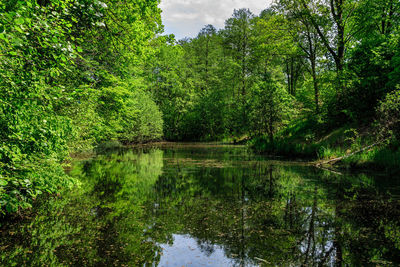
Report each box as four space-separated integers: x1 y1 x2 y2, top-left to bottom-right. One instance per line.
377 89 400 140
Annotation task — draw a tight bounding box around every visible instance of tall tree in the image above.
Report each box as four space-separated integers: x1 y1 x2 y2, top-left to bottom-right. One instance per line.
195 25 218 90
299 0 359 96
222 9 254 135
223 9 254 97
276 0 325 112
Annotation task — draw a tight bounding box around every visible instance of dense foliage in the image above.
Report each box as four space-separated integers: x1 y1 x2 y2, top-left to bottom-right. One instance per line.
0 0 163 215
148 0 399 143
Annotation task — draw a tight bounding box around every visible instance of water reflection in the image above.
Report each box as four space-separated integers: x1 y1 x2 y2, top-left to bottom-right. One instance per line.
158 234 241 267
1 144 400 266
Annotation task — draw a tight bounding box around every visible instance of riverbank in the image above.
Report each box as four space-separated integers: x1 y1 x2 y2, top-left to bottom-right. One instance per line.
249 118 400 174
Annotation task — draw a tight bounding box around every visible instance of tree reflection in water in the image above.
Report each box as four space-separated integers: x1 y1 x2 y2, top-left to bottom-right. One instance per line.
1 144 400 266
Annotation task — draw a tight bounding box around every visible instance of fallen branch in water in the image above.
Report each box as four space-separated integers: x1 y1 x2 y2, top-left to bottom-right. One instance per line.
315 164 343 175
254 257 269 264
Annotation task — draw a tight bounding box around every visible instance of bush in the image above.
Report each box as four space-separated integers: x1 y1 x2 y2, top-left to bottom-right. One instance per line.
96 84 163 144
377 89 400 140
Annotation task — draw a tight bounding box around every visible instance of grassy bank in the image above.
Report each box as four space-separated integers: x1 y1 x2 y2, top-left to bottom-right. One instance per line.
249 118 400 173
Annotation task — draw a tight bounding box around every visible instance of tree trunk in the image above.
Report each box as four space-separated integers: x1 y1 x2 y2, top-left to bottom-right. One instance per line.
334 0 346 96
302 0 346 96
311 58 319 113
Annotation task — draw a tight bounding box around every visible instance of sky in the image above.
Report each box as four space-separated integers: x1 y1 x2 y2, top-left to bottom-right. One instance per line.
159 0 273 40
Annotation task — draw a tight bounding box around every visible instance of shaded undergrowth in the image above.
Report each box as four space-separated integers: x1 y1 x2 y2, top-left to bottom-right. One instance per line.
249 118 400 173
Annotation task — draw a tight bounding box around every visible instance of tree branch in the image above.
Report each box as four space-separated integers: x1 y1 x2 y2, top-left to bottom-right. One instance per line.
300 0 338 62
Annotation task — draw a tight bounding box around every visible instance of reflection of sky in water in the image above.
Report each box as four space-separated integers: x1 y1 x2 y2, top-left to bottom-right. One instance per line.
158 234 255 267
299 207 336 266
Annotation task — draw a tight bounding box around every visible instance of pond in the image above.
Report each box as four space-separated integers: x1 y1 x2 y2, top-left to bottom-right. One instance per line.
1 143 400 266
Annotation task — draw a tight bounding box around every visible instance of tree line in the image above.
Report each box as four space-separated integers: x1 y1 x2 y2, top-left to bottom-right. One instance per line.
153 0 399 142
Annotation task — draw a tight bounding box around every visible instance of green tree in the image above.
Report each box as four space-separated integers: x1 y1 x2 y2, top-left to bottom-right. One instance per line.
250 80 294 144
298 0 359 96
275 0 326 113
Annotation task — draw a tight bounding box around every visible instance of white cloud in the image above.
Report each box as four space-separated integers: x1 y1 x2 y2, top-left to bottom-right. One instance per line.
160 0 273 39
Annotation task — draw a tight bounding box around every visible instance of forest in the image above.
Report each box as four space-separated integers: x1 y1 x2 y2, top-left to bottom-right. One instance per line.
0 0 399 216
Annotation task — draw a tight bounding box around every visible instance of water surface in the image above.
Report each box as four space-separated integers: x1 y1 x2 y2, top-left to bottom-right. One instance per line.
1 143 400 266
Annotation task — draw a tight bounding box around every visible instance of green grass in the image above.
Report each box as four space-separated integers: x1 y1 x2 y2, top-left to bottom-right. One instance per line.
249 116 400 172
343 147 400 172
249 117 353 159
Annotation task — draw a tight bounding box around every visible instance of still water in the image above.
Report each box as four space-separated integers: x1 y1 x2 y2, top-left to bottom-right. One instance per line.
1 143 400 266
